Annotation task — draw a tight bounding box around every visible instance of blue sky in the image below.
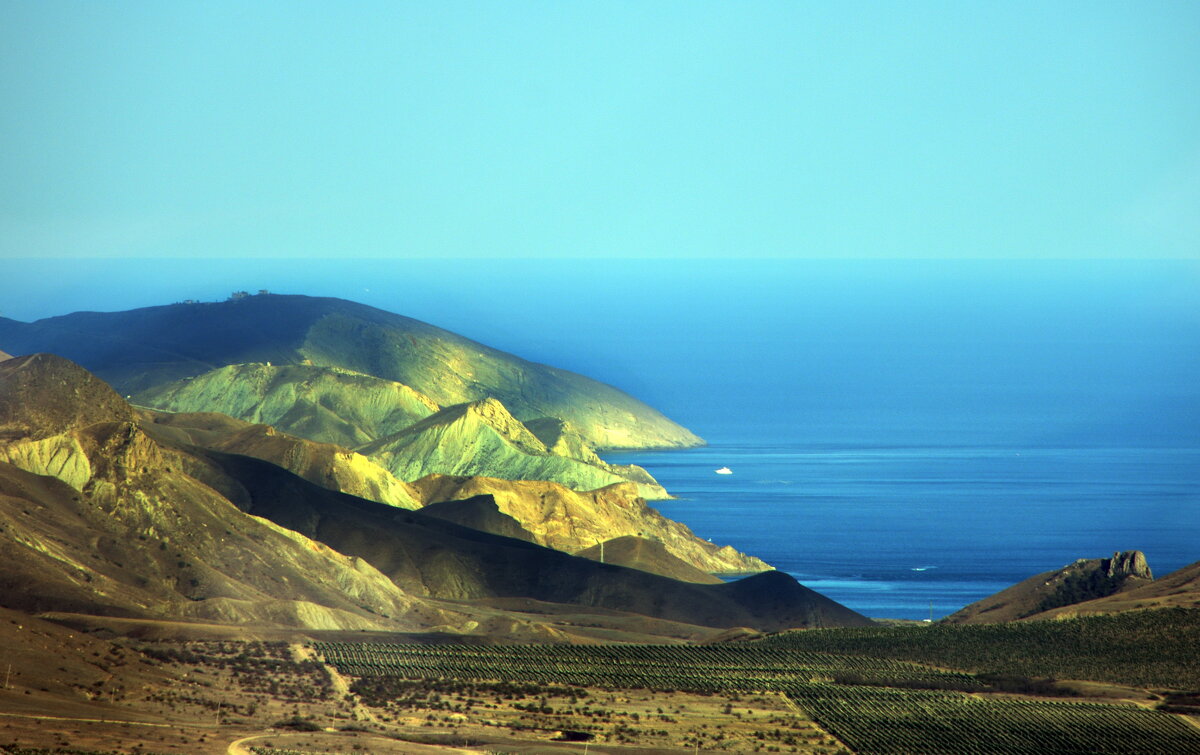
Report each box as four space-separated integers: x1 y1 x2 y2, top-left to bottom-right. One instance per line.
2 3 1198 447
2 1 1198 261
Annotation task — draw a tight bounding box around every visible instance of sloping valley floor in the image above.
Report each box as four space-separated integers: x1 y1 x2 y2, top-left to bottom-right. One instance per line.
2 609 1199 755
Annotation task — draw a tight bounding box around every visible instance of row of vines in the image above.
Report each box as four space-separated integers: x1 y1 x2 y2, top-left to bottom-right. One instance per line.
314 642 979 692
789 683 1200 754
762 608 1200 689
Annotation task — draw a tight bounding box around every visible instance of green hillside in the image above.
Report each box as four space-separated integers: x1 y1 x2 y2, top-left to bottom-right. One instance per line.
135 362 439 448
360 397 669 498
0 294 702 450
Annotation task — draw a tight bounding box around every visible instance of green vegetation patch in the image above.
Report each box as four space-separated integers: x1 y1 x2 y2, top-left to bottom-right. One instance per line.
789 683 1200 755
314 641 979 693
760 608 1200 689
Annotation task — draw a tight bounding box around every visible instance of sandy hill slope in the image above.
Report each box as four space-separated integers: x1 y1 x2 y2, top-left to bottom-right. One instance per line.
577 536 723 584
0 293 702 450
0 348 11 361
137 408 421 509
944 551 1154 624
359 397 668 498
0 354 866 636
411 474 770 575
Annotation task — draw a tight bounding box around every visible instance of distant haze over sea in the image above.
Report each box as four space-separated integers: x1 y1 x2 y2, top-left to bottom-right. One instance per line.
4 256 1198 618
5 257 1198 450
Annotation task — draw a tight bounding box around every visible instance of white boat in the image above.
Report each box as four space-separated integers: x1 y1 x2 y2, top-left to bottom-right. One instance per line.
715 467 733 475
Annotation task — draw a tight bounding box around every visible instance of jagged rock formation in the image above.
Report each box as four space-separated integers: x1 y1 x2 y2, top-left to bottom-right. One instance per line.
134 362 439 448
0 354 864 638
411 474 771 575
0 294 703 450
360 398 669 498
577 536 723 584
137 409 422 509
944 550 1155 624
1104 550 1153 581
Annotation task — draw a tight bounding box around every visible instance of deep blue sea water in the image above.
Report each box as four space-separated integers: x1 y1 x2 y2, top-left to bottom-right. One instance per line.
609 441 1200 620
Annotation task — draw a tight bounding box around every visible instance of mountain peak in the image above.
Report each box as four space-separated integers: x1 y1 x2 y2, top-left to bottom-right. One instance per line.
0 353 133 441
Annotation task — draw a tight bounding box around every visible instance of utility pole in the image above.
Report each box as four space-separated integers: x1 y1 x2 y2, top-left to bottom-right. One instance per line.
600 539 604 564
3 663 10 690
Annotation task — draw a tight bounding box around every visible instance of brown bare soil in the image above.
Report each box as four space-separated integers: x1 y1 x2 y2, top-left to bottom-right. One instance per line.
0 627 849 754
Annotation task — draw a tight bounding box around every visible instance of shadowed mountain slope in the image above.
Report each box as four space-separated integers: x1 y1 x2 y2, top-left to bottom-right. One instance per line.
411 495 538 543
577 536 723 584
195 448 871 630
944 551 1154 624
360 398 669 498
134 408 751 576
137 409 421 509
0 354 866 636
0 294 702 450
412 474 770 575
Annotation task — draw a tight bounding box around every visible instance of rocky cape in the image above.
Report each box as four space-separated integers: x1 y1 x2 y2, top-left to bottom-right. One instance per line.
0 293 703 450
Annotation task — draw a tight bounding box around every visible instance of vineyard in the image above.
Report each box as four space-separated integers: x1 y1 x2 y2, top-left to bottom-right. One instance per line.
760 607 1200 689
789 683 1200 755
314 616 1200 754
314 642 981 693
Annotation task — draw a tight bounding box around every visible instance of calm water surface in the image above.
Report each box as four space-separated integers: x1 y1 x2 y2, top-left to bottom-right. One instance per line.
609 442 1200 620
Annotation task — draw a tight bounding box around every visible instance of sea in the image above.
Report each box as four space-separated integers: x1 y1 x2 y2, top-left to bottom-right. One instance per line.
609 439 1200 621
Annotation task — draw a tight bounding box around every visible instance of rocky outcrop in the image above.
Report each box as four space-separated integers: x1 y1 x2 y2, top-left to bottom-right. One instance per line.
411 474 771 575
945 550 1155 624
360 398 669 498
1104 550 1152 580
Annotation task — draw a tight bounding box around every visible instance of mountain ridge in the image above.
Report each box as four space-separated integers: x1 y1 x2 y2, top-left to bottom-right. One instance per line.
0 294 703 451
359 397 670 498
0 353 867 638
